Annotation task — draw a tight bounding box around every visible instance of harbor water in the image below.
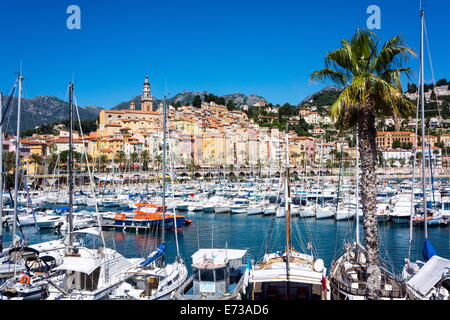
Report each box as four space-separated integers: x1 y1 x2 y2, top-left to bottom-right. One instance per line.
2 207 449 275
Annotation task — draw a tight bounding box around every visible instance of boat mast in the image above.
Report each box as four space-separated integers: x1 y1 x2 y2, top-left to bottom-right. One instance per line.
355 130 360 245
0 92 3 253
161 94 168 248
12 74 23 249
68 82 74 245
284 122 292 252
419 9 428 239
408 63 421 259
284 121 291 301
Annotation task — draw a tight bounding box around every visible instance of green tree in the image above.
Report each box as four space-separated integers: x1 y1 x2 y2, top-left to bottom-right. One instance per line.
99 155 109 172
3 152 16 174
59 150 82 165
141 150 150 171
193 95 202 108
311 30 415 299
401 142 413 149
407 83 417 94
436 78 447 86
130 152 139 169
392 139 402 149
29 153 43 174
115 151 127 167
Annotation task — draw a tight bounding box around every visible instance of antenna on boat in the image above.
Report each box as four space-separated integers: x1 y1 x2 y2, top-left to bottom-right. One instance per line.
0 92 3 253
68 82 74 246
12 73 23 256
408 53 421 259
161 91 168 266
355 128 360 245
284 122 292 252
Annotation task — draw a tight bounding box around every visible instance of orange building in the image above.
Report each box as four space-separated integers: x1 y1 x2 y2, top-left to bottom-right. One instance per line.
376 131 416 149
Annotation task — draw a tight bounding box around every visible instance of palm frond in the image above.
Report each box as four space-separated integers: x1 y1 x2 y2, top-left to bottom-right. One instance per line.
310 69 347 87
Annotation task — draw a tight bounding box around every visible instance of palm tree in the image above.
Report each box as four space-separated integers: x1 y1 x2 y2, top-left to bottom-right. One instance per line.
311 30 415 299
99 155 109 172
115 151 127 169
29 153 43 174
141 150 150 171
130 152 139 171
47 153 59 173
3 152 16 173
154 153 162 171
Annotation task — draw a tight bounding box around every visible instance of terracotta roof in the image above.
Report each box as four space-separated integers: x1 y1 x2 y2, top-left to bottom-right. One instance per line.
377 131 415 135
101 109 160 116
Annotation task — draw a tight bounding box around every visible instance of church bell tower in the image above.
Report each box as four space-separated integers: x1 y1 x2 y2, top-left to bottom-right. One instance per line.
141 76 154 112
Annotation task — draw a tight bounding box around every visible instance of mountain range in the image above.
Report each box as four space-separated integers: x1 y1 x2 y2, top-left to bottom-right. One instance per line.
112 91 269 111
0 95 101 134
1 88 336 134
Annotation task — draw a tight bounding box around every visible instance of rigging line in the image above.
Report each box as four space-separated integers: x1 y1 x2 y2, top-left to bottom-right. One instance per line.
168 131 181 259
423 17 448 173
73 93 106 247
0 82 17 128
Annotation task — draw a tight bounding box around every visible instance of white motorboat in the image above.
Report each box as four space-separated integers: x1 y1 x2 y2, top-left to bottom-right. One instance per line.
46 228 141 300
173 248 248 300
316 205 334 220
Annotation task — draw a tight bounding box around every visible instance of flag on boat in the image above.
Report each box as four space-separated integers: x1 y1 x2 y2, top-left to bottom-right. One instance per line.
307 242 311 250
321 268 327 291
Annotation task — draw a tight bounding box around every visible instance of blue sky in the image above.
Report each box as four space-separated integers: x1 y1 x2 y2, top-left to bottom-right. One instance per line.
0 0 449 108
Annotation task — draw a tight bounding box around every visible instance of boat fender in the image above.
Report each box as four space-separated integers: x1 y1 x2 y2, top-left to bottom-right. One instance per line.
19 274 31 286
313 259 324 273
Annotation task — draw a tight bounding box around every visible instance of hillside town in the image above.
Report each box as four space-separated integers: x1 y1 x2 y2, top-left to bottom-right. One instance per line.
2 2 450 303
9 76 450 175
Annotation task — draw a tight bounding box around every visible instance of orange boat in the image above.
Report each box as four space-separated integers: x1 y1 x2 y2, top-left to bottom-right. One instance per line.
114 203 186 230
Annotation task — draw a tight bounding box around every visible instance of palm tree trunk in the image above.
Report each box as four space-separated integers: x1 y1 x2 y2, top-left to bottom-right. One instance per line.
357 107 381 300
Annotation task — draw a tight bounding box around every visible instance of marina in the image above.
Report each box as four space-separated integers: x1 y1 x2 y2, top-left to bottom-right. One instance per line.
1 0 449 303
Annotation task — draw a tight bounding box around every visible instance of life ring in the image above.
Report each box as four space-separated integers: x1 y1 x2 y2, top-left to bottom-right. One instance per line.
19 274 31 286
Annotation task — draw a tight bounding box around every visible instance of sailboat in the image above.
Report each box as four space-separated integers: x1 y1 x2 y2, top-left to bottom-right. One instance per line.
244 125 329 300
109 94 188 300
328 131 407 300
45 82 143 300
0 75 67 299
401 9 450 300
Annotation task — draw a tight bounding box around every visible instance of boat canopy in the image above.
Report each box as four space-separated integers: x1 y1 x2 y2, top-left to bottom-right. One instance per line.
54 256 100 274
192 249 247 269
423 238 437 261
140 243 165 266
73 227 101 236
407 255 450 296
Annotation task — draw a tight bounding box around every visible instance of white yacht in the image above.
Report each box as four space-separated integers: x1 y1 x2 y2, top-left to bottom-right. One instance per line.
173 248 248 300
46 228 141 300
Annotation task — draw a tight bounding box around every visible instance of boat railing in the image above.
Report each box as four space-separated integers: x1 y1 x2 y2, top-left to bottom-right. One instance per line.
172 274 195 300
330 278 406 299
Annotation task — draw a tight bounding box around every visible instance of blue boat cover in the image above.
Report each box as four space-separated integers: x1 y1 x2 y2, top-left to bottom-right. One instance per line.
423 238 437 261
140 243 166 266
246 256 252 270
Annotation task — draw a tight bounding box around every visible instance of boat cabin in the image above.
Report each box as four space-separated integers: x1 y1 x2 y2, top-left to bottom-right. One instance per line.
187 249 247 298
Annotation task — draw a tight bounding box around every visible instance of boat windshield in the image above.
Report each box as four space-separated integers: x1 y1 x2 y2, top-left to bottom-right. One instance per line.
194 267 226 282
72 233 103 250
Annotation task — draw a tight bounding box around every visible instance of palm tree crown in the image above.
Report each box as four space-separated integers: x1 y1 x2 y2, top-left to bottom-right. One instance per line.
311 30 416 129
